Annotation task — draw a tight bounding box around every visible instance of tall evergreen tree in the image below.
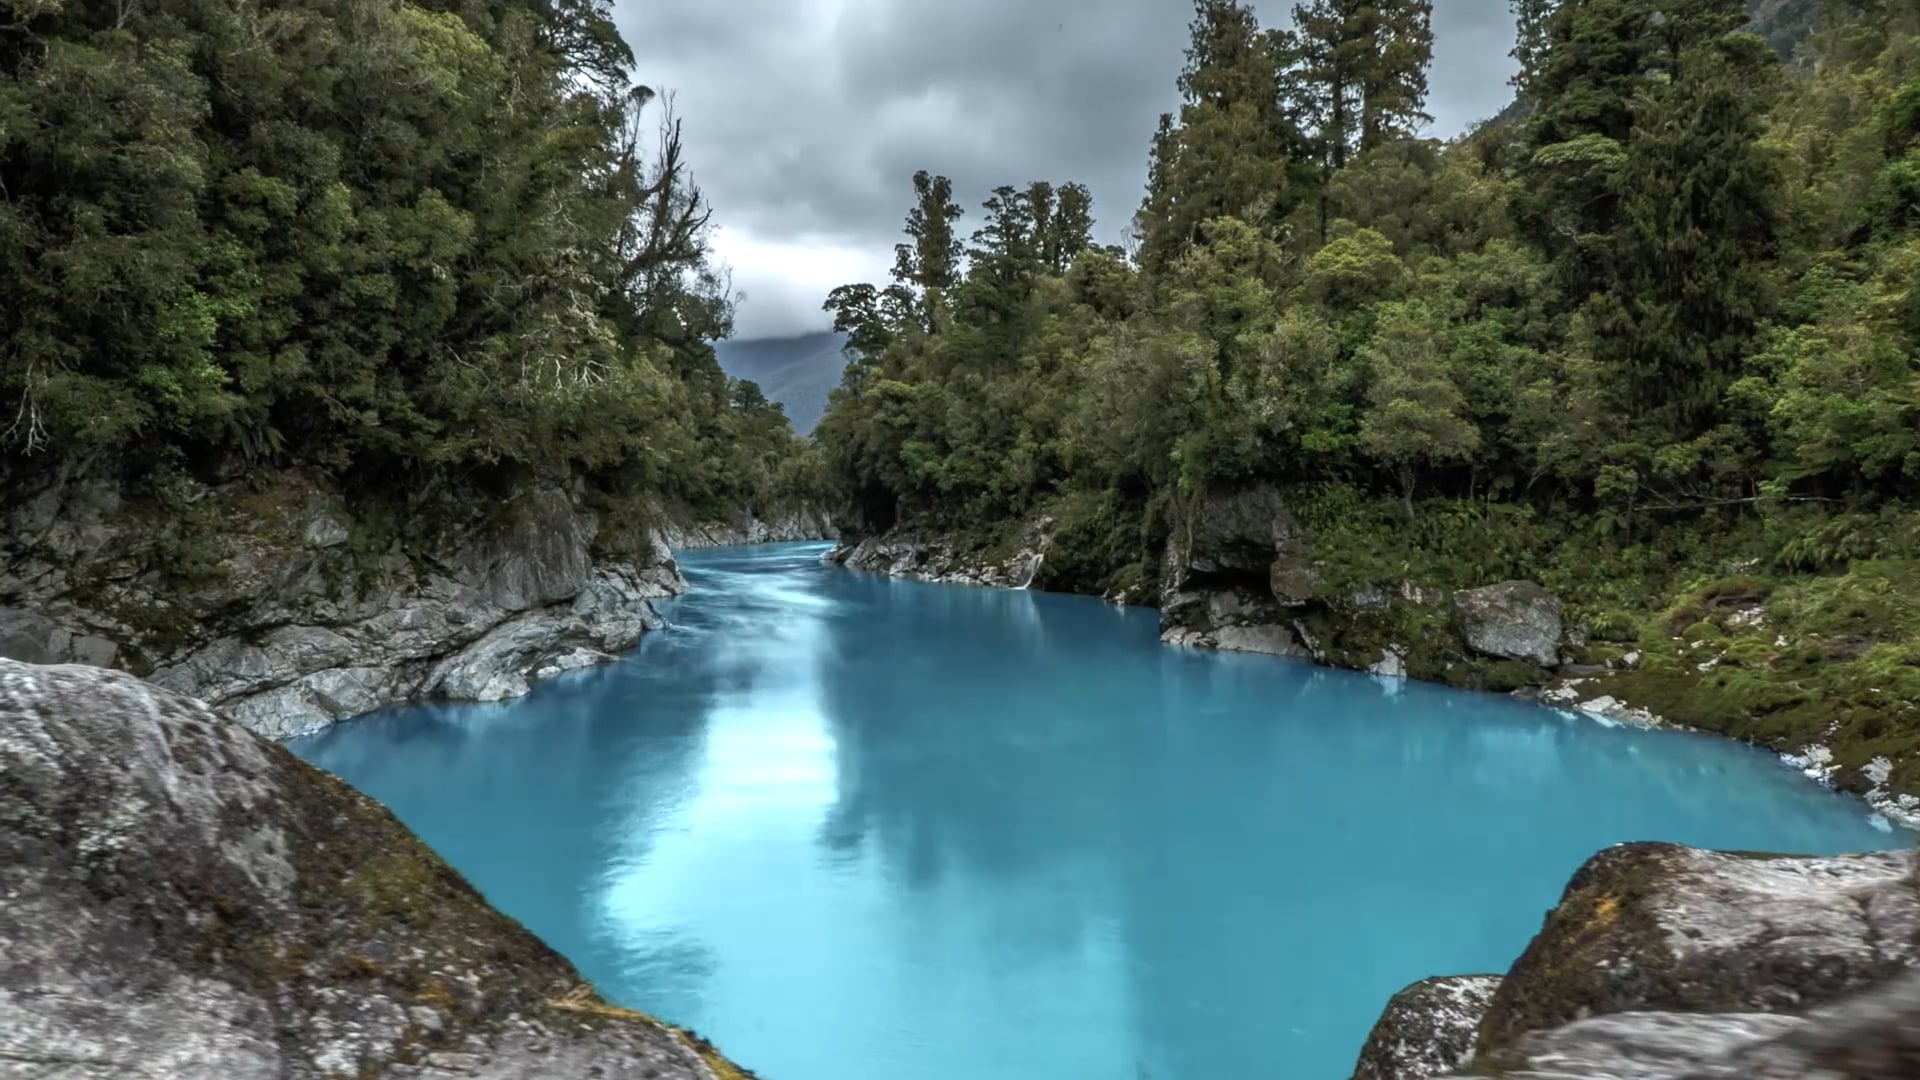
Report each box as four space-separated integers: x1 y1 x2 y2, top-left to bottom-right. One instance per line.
891 171 964 335
1291 0 1365 173
1137 0 1297 273
1026 182 1058 269
1604 14 1781 429
961 185 1039 328
1050 184 1097 271
1510 0 1559 99
1518 0 1657 295
1358 0 1435 150
1288 0 1433 240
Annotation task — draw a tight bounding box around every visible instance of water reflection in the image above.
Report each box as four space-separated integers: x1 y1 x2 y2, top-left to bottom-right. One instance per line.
291 542 1904 1080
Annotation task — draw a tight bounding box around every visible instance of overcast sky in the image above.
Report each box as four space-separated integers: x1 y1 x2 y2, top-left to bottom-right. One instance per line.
616 1 1520 340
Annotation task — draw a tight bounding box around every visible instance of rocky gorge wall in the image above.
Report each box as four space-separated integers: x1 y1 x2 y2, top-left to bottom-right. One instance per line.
0 470 832 739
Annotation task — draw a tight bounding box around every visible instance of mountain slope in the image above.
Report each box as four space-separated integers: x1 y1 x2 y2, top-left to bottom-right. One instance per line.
715 331 849 435
1749 0 1821 56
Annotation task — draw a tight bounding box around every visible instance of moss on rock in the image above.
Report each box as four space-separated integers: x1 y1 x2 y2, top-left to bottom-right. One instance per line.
1 659 754 1079
1474 842 1920 1061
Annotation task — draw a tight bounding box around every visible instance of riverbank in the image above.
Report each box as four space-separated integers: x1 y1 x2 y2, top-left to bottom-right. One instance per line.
827 487 1920 830
0 469 833 740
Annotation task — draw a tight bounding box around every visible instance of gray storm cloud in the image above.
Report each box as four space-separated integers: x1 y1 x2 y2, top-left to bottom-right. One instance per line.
616 1 1520 339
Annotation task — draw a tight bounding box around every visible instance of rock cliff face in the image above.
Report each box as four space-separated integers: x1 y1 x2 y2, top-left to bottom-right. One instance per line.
659 504 838 549
0 471 832 739
1158 486 1316 657
0 658 751 1079
828 520 1049 589
1155 488 1579 689
1350 841 1920 1079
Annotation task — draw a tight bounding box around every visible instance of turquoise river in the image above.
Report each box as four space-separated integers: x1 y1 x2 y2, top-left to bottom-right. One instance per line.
291 542 1904 1079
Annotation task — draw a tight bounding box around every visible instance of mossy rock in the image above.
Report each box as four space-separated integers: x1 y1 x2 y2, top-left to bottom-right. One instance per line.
1350 974 1502 1080
1475 842 1920 1061
1 659 757 1079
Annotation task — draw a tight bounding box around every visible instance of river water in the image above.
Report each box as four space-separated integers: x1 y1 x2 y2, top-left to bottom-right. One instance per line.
291 541 1902 1079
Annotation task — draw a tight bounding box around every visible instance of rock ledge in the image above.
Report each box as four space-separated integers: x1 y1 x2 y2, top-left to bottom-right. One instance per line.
0 658 752 1079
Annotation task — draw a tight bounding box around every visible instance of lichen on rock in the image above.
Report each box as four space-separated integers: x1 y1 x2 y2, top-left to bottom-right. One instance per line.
1453 581 1565 668
1351 974 1502 1080
1452 973 1920 1078
1475 841 1920 1056
0 658 751 1079
1344 840 1920 1079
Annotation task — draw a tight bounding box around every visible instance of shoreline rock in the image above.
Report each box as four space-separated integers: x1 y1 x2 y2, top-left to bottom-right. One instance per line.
1347 841 1920 1078
658 504 838 549
828 520 1048 589
1352 975 1503 1080
0 471 832 740
0 658 753 1079
1476 843 1920 1057
1453 581 1564 668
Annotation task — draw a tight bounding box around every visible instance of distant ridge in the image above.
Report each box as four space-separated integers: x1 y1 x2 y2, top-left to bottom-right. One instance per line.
714 330 848 436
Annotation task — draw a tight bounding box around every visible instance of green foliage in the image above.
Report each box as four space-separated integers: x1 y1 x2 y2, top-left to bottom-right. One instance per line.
1357 301 1479 515
0 0 808 515
813 0 1920 663
1136 1 1302 274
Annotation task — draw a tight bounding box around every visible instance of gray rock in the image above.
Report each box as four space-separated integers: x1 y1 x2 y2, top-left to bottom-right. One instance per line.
0 474 692 739
1368 647 1409 679
69 632 119 667
1164 622 1310 658
0 606 55 664
1269 553 1323 606
461 487 598 611
1353 975 1503 1080
1463 1012 1807 1078
425 612 613 702
1454 581 1564 667
1171 485 1301 578
1456 972 1920 1077
659 503 837 549
302 511 351 548
830 524 1048 590
0 659 743 1079
1477 843 1920 1055
1152 486 1329 653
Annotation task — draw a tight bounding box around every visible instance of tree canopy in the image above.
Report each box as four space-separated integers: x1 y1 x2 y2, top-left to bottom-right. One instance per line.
0 0 808 517
817 0 1920 595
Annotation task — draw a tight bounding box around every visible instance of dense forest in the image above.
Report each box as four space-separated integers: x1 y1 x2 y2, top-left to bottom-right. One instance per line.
0 0 813 519
815 0 1920 785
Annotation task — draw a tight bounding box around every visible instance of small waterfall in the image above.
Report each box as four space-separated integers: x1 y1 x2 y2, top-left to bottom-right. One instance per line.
1015 552 1044 591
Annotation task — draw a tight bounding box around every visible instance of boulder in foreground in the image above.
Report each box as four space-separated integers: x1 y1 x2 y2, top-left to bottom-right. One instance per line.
1350 975 1502 1080
1353 839 1920 1078
0 659 752 1079
1461 971 1920 1078
1475 841 1920 1055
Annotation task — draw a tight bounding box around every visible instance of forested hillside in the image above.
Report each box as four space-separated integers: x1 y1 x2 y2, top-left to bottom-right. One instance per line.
715 331 847 434
815 0 1920 799
0 0 807 518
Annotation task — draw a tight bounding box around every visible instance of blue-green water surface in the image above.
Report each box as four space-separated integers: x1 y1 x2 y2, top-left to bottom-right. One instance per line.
291 542 1902 1079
